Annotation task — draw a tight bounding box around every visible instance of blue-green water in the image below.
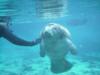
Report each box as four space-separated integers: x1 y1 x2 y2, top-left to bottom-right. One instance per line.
0 0 100 75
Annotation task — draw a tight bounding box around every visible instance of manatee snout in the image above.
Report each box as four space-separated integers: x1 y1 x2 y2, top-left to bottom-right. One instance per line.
43 31 53 39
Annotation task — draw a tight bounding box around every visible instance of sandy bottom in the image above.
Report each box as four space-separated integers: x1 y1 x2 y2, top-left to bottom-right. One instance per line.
0 53 100 75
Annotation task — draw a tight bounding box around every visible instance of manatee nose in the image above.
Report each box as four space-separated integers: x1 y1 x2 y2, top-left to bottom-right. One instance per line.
45 31 51 36
44 31 52 38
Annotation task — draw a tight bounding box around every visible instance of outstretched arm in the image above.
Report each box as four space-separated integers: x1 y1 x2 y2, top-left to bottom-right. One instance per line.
0 25 41 46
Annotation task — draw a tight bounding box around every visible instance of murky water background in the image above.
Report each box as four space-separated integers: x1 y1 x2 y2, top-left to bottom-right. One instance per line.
0 0 100 75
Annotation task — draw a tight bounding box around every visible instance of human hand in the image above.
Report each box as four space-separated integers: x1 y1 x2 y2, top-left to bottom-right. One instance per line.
35 38 41 44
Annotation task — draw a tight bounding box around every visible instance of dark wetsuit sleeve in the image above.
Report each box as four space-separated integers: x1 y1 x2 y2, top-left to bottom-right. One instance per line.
0 25 40 46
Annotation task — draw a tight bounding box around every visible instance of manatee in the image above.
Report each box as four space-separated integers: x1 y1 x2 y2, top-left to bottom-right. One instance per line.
40 23 77 73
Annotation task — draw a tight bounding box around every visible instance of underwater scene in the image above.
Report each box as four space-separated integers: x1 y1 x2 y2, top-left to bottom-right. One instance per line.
0 0 100 75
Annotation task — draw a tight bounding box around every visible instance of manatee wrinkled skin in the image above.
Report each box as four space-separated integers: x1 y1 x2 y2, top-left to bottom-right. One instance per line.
40 23 77 73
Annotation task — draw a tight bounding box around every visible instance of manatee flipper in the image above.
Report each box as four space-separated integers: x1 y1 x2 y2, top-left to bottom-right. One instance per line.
66 38 77 55
51 58 73 73
40 41 46 57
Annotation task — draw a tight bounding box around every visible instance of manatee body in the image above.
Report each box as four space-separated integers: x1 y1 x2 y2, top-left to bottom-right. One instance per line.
40 23 76 73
